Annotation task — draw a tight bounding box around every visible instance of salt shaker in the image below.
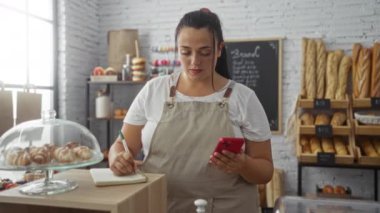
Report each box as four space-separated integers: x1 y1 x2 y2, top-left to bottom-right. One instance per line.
194 199 207 213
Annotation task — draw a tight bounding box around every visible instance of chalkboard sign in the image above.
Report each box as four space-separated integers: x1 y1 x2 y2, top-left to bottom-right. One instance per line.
225 39 282 133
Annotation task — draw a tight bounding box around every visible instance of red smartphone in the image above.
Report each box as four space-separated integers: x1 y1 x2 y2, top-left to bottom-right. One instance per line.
213 137 245 154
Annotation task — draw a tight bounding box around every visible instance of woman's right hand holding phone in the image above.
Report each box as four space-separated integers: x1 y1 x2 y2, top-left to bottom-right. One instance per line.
110 151 136 176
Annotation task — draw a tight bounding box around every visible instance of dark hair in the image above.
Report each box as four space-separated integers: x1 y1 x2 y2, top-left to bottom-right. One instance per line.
174 9 230 79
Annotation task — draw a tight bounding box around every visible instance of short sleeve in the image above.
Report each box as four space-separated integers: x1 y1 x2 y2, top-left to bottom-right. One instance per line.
124 83 149 125
240 92 272 142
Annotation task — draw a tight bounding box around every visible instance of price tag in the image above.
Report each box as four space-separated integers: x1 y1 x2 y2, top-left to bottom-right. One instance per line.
317 152 335 165
314 99 331 109
315 125 333 138
371 97 380 108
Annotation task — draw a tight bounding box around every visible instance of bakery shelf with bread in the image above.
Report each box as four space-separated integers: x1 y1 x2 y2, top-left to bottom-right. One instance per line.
296 134 354 164
299 38 352 106
298 109 352 135
354 136 380 166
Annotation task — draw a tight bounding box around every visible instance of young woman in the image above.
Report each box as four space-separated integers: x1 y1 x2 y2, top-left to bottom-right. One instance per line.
109 8 273 213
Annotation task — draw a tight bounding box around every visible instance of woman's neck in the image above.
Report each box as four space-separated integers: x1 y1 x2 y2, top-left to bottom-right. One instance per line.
177 71 228 97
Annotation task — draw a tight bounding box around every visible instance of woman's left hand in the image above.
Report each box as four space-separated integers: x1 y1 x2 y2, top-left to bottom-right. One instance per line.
209 150 246 174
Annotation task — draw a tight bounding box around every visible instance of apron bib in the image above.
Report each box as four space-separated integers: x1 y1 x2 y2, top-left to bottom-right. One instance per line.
142 74 259 213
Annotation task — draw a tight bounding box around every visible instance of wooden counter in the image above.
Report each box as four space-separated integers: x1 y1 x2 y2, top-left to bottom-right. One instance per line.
0 169 167 213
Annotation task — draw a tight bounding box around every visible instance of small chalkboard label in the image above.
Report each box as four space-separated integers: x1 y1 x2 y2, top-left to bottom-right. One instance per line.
317 152 335 165
314 99 331 109
371 97 380 108
315 125 333 138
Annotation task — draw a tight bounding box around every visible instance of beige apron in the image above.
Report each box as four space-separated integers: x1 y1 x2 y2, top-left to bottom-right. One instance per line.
142 74 259 213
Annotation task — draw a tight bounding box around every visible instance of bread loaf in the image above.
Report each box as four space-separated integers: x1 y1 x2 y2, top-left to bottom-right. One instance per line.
300 38 308 98
321 138 335 153
310 137 322 154
334 49 344 65
352 44 362 98
357 48 371 98
325 52 338 99
315 113 330 125
360 138 378 157
371 43 380 97
334 137 348 155
335 56 352 100
306 39 316 99
300 112 315 125
330 111 347 126
372 138 380 154
300 136 311 154
315 39 326 98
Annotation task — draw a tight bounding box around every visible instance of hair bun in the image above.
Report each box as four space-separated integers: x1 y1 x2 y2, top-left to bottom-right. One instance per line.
200 8 211 13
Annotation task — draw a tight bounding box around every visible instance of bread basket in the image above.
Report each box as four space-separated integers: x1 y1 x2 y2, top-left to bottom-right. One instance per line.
354 110 380 125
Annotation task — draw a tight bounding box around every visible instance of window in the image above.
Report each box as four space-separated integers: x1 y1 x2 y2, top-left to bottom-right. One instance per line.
0 0 56 115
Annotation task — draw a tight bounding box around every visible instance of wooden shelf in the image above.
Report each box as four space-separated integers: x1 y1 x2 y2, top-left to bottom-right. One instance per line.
298 96 349 109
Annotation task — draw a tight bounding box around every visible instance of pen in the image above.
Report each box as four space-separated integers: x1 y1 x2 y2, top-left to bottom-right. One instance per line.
119 130 139 174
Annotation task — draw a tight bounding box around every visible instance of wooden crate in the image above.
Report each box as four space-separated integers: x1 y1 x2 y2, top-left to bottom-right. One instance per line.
353 119 380 135
296 134 355 164
352 98 372 108
298 95 349 109
353 135 380 166
355 146 380 166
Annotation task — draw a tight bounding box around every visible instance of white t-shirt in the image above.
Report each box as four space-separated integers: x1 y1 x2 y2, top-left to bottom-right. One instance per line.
124 73 271 156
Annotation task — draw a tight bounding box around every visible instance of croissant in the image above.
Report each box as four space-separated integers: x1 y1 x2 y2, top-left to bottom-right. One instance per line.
330 111 347 126
322 138 335 153
16 150 31 166
334 137 348 155
6 148 23 166
54 147 76 163
73 146 93 160
300 112 315 125
29 146 51 164
65 141 79 149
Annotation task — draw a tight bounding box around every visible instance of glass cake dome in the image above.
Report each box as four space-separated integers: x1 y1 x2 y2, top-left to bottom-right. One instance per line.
0 110 103 195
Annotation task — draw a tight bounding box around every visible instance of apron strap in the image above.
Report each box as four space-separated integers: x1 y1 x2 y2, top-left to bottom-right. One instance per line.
219 81 235 108
167 72 236 108
167 72 181 108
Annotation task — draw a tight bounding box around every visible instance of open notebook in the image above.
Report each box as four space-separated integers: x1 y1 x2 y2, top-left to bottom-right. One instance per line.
90 168 147 186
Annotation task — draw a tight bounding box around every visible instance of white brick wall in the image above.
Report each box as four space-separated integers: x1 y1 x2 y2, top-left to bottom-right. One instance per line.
58 0 380 199
57 0 100 124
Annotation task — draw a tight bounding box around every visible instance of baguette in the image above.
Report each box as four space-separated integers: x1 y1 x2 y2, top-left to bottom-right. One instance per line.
300 112 315 125
371 43 380 97
361 138 378 157
335 56 352 100
315 113 330 125
335 49 344 66
316 39 326 98
330 111 347 126
300 136 311 154
334 137 348 155
372 138 380 154
322 138 335 153
306 39 316 99
357 48 371 98
325 52 339 99
352 43 362 98
310 137 322 154
300 38 309 98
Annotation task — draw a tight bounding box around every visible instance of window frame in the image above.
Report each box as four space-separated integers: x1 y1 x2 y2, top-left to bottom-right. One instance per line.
0 0 59 117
